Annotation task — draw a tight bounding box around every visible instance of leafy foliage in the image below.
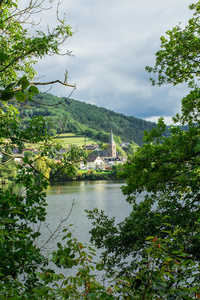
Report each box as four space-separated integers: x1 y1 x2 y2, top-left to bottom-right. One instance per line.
146 2 200 88
0 0 72 102
86 1 200 297
0 0 86 298
1 0 200 298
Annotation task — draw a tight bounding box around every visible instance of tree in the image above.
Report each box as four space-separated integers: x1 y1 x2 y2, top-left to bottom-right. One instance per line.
33 155 51 179
1 0 200 298
86 2 200 297
145 2 200 88
0 147 17 181
0 1 85 298
0 0 75 102
123 140 139 156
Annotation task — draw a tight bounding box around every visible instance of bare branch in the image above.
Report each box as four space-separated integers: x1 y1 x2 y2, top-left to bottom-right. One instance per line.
32 79 76 88
40 199 76 250
0 150 13 158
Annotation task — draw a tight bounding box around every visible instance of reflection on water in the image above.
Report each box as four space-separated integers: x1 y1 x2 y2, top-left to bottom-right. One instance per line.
2 180 144 247
38 180 135 277
46 181 130 221
0 182 25 196
2 180 145 263
39 181 132 252
3 180 144 278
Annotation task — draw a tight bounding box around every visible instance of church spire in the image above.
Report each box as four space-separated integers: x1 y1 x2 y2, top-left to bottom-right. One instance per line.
108 130 116 157
108 130 115 144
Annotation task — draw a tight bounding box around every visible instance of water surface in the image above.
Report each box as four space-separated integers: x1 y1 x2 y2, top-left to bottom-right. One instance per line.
40 180 131 248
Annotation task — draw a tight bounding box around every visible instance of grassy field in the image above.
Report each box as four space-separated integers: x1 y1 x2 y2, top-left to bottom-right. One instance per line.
54 133 99 148
25 133 99 149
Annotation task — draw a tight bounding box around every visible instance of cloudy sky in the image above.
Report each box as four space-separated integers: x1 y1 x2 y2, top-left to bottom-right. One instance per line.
34 0 193 124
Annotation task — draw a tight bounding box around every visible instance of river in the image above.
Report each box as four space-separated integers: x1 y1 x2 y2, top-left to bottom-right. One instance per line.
2 180 135 249
2 180 145 251
38 180 133 252
4 180 143 280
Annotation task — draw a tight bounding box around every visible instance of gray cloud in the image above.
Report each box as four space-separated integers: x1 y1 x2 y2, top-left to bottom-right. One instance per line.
34 0 193 124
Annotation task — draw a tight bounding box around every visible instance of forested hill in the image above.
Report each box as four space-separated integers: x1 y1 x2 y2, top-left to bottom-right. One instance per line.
18 93 157 146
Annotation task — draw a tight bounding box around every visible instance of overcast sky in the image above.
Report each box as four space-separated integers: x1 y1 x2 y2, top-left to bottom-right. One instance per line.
34 0 193 124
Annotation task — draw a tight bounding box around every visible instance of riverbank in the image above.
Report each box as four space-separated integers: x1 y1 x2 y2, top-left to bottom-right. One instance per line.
50 169 123 183
0 169 124 188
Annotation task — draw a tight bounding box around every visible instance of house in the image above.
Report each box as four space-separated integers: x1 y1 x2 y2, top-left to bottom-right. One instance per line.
95 150 108 157
13 153 24 164
79 160 87 170
86 155 105 170
85 145 100 151
103 156 127 168
120 142 130 148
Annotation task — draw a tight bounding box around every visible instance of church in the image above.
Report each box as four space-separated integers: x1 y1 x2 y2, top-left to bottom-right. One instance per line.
85 130 127 170
108 130 116 157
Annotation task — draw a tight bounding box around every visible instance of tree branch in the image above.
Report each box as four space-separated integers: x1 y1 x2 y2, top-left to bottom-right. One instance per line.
32 80 76 88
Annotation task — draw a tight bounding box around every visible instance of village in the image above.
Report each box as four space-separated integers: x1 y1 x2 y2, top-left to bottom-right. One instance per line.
80 130 127 170
0 131 128 182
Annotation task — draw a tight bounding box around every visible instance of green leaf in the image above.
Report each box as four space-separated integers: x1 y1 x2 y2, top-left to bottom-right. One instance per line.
1 90 14 101
0 52 9 61
22 156 29 164
145 236 155 240
96 264 104 271
29 86 39 94
18 76 30 90
15 90 27 102
5 83 16 91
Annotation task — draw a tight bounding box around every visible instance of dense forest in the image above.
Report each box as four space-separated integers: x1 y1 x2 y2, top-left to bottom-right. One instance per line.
17 92 157 146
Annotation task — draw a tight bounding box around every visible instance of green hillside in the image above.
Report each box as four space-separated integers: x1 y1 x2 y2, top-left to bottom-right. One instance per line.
18 93 157 146
53 133 99 147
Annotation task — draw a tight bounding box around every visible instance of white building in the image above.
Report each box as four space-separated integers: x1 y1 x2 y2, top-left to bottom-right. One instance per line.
86 155 105 170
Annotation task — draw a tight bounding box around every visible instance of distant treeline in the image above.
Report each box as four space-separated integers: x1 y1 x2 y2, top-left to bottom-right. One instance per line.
16 93 158 146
